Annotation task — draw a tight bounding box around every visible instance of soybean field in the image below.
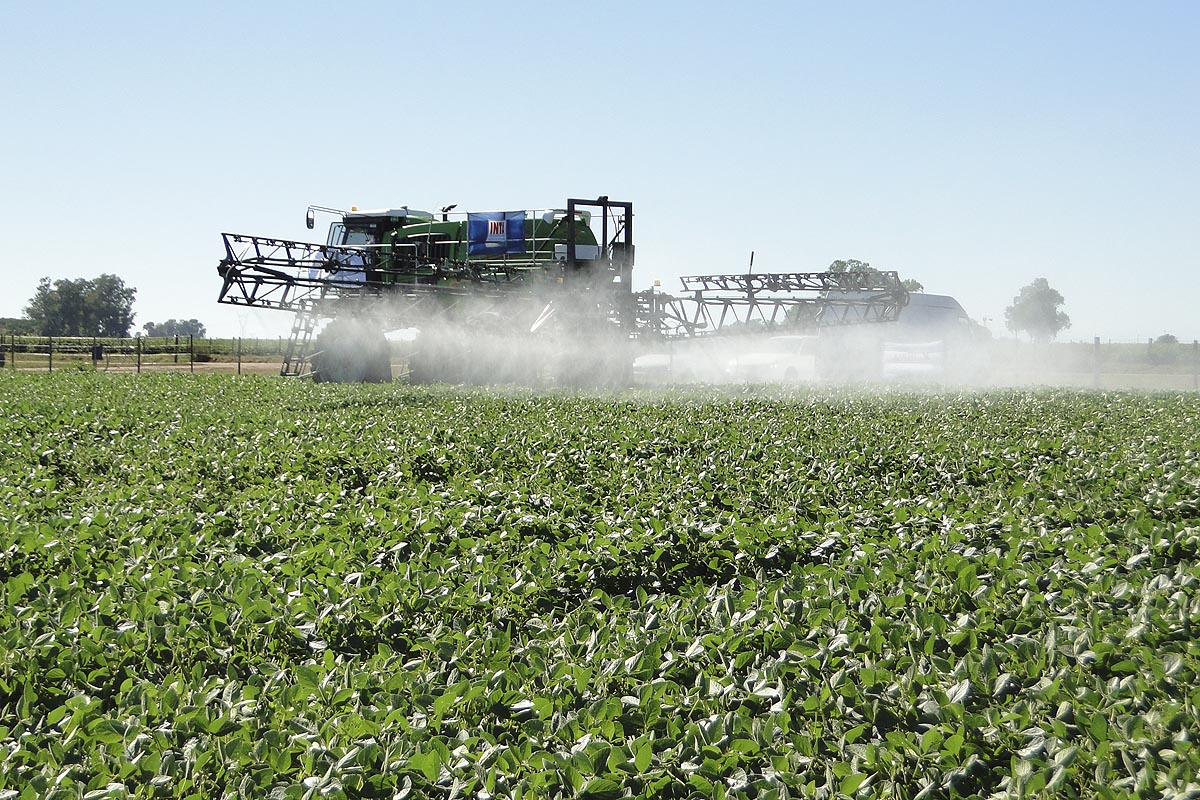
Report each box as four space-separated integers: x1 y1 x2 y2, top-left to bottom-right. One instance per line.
1 374 1198 799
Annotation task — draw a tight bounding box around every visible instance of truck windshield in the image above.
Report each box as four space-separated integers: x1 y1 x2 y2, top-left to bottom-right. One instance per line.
325 223 377 247
344 229 376 246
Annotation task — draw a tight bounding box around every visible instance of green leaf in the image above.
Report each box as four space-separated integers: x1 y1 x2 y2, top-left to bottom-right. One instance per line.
410 750 442 783
840 773 867 795
294 665 320 693
635 742 652 772
206 717 240 736
580 778 623 800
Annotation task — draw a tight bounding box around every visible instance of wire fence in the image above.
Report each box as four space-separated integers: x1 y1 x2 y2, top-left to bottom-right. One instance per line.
0 335 289 374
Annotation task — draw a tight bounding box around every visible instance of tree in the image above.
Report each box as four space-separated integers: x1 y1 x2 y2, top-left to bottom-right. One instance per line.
1004 278 1070 342
24 275 137 337
144 319 207 338
828 258 881 279
829 259 923 291
1155 333 1178 345
0 317 38 335
828 258 871 273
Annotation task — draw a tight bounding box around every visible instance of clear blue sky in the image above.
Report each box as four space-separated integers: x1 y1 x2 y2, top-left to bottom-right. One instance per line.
2 1 1197 341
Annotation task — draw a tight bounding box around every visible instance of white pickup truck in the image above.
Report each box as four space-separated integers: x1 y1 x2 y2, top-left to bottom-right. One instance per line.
724 335 819 383
633 335 819 385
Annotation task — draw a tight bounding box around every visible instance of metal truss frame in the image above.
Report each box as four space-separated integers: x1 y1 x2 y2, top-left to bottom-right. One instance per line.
637 271 909 339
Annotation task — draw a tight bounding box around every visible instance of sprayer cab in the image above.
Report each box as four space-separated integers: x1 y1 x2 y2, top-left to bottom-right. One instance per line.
285 204 620 292
306 202 596 249
323 208 434 247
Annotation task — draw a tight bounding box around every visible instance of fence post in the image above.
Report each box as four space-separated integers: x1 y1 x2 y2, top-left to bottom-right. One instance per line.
174 334 179 364
136 337 142 374
1093 336 1100 389
1194 339 1198 392
48 336 52 373
189 335 194 373
9 335 14 370
237 337 242 376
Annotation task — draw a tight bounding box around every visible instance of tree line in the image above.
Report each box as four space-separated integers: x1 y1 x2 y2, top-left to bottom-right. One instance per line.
25 275 136 337
3 275 206 338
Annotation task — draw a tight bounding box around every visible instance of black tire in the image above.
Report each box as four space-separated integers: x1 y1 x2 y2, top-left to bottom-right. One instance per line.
310 319 392 383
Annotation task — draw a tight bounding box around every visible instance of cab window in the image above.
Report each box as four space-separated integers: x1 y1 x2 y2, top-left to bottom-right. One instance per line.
344 229 376 246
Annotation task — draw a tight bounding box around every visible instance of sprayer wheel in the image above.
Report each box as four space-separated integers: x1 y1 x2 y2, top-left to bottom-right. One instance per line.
310 319 392 384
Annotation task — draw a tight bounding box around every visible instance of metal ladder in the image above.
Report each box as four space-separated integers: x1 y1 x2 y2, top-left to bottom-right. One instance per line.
281 297 321 377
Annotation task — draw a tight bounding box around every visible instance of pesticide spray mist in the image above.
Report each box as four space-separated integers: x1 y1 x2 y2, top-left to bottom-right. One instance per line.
307 289 1161 393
